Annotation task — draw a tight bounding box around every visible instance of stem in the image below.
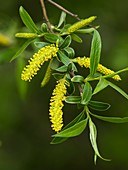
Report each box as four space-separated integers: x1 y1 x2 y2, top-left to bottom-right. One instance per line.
40 0 53 33
47 0 80 20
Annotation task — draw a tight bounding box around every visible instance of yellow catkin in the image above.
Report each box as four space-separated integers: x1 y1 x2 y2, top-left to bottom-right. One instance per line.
73 57 121 81
68 16 97 33
0 33 11 46
15 33 38 38
49 79 67 133
21 44 59 81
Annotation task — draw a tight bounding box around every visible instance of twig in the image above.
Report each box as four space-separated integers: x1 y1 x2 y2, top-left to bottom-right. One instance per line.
47 0 81 21
40 0 53 33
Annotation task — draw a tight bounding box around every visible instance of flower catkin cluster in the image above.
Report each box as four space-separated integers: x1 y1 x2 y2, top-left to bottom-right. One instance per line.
49 79 67 133
73 57 121 81
21 44 59 81
68 16 96 33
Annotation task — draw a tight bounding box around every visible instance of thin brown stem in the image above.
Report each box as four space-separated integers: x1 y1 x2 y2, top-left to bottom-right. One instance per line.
40 0 53 33
47 0 80 21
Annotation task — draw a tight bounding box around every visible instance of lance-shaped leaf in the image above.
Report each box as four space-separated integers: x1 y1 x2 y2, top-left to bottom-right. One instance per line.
71 33 83 43
52 119 88 138
64 47 75 58
52 73 64 80
65 96 81 104
93 77 109 95
81 82 92 105
44 33 62 43
11 39 34 61
57 11 66 28
89 119 110 164
89 100 111 111
71 75 84 83
57 50 71 66
55 65 68 72
51 111 85 144
34 41 50 48
90 112 128 123
19 6 41 34
90 29 102 76
59 35 71 49
108 82 128 100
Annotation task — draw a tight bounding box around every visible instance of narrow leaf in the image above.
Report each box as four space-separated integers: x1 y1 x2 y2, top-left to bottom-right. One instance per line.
81 82 92 105
55 65 68 72
57 11 66 28
89 100 111 111
90 29 102 76
11 39 34 61
64 47 75 58
89 119 109 163
71 33 83 43
109 82 128 100
52 73 64 80
57 50 71 66
93 77 109 95
59 35 71 49
65 96 81 104
90 112 128 123
19 6 40 33
44 33 62 43
75 28 95 34
51 111 85 144
52 119 88 138
71 75 84 83
34 41 50 48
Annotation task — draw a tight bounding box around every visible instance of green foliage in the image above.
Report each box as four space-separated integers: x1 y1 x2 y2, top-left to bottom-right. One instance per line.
10 4 128 164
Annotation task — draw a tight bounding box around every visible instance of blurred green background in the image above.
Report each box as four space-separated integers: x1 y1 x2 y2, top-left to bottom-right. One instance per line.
0 0 128 170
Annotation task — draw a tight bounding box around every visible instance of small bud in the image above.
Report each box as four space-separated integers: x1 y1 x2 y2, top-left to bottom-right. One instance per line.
15 33 38 38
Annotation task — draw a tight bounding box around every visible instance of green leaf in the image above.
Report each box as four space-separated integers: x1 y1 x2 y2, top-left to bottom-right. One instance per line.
19 6 41 34
90 29 102 76
65 96 81 104
59 35 72 49
90 112 128 123
89 100 111 111
55 65 68 72
109 81 128 100
52 73 64 80
10 39 34 61
71 75 84 83
57 11 66 28
66 80 75 95
44 33 62 43
51 111 85 144
71 33 83 43
57 50 71 66
81 82 92 105
89 119 109 163
50 58 60 70
52 119 88 138
75 28 95 34
41 23 48 33
34 41 50 48
93 77 109 95
63 47 75 58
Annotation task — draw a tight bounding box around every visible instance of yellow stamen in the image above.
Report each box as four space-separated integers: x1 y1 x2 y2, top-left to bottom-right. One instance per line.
49 79 67 133
21 44 59 81
73 57 121 81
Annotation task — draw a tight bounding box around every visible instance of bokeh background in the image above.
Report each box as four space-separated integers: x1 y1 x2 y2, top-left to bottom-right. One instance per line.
0 0 128 170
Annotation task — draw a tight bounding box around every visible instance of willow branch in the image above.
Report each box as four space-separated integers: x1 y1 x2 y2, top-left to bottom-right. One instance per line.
47 0 80 20
40 0 53 33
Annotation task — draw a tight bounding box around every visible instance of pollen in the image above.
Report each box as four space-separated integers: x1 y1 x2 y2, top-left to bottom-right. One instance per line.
73 57 121 81
21 44 59 81
49 79 67 133
68 16 97 34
